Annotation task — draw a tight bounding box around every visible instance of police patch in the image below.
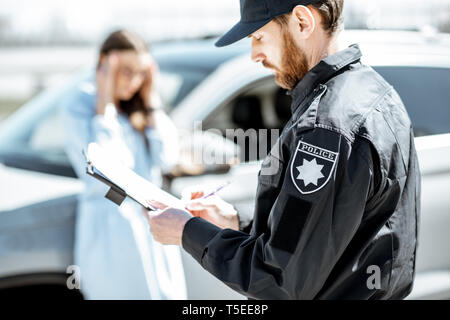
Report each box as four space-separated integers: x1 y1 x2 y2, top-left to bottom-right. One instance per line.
290 140 339 194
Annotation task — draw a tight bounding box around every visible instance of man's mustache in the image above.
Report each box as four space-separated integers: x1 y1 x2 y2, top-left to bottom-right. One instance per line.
262 60 279 72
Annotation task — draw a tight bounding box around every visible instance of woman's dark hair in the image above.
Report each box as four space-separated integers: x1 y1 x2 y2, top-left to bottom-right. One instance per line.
98 29 151 118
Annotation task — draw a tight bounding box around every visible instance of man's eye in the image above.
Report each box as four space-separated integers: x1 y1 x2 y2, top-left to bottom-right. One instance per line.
249 34 262 41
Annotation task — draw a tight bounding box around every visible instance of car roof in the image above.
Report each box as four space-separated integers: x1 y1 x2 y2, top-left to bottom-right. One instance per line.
152 38 250 74
152 30 450 73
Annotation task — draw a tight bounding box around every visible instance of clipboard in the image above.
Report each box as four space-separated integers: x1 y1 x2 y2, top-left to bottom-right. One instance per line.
86 162 156 211
83 143 184 212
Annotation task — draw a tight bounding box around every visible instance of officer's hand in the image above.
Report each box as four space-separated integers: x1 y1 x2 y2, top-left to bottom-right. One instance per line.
182 188 239 231
143 201 193 246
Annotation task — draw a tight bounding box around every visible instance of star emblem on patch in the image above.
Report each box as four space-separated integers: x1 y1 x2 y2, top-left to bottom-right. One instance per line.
296 158 325 187
290 140 339 194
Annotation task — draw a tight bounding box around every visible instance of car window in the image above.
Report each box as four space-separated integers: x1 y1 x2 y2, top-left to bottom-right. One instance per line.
156 71 184 109
0 67 207 177
0 84 75 177
157 68 209 109
0 108 73 176
29 111 64 152
203 65 450 162
374 66 450 137
2 65 447 177
202 79 290 163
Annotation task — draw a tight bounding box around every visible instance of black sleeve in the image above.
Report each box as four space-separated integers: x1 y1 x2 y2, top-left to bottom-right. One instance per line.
182 129 374 299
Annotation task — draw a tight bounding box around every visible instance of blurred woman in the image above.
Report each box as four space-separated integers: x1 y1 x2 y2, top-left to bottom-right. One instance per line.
62 30 186 299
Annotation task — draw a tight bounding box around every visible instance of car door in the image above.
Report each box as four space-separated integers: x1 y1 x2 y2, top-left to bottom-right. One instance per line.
374 65 450 299
0 85 83 287
374 66 450 273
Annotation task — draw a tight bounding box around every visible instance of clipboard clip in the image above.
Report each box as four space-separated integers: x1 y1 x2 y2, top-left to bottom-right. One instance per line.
86 163 127 207
83 148 157 211
105 184 127 206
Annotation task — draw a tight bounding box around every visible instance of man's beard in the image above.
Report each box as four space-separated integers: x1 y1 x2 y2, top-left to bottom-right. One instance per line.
263 29 309 90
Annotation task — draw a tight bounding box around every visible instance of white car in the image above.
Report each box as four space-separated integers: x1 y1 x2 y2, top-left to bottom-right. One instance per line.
0 30 449 299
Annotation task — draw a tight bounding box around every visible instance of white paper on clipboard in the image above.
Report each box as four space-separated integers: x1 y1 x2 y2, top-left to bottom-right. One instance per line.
86 142 184 210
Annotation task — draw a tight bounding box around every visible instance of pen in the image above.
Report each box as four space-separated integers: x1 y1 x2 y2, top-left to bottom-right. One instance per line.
200 181 232 199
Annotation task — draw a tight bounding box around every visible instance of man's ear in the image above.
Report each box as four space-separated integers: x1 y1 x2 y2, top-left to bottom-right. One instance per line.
292 5 316 38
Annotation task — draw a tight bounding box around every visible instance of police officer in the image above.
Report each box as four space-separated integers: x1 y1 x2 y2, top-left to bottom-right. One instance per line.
145 0 421 299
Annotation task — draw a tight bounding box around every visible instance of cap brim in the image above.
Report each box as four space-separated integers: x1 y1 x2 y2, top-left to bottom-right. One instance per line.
215 18 272 47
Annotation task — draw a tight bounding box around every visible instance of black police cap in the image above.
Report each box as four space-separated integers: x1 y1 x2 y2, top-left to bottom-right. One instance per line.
215 0 321 47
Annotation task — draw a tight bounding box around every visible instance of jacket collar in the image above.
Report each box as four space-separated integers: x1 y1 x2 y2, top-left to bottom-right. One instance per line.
288 44 363 114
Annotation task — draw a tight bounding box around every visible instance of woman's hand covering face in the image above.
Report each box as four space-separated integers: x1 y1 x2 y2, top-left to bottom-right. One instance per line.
139 57 158 109
96 52 119 115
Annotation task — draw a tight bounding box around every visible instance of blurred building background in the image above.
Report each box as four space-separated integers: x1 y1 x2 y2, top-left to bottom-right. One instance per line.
1 0 450 121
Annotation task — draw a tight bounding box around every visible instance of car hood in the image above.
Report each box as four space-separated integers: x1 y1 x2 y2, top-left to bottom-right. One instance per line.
0 163 83 212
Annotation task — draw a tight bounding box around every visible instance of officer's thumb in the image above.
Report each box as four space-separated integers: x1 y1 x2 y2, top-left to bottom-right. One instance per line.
147 199 168 210
185 200 208 211
181 189 204 202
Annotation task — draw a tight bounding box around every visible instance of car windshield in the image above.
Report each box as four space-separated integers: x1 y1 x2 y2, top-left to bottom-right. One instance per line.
152 38 249 109
157 68 208 110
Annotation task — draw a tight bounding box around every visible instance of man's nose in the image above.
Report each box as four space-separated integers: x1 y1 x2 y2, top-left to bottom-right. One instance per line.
251 43 265 63
252 52 266 64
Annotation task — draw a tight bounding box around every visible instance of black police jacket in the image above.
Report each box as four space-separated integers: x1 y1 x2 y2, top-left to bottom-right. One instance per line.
181 44 421 300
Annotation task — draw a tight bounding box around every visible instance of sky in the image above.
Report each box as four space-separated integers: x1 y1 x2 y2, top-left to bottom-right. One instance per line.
0 0 239 44
0 0 450 104
1 0 450 45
